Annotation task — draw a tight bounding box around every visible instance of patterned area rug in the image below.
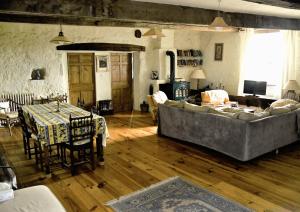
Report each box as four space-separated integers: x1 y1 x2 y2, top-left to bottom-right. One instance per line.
106 176 252 212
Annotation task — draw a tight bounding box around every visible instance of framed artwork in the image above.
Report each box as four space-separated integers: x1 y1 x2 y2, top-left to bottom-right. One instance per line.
214 43 223 61
151 71 159 80
96 55 109 72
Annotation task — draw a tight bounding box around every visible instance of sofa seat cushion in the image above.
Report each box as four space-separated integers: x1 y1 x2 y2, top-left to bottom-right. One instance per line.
269 105 292 115
270 99 298 108
236 111 270 121
184 102 210 112
0 185 65 212
164 100 184 108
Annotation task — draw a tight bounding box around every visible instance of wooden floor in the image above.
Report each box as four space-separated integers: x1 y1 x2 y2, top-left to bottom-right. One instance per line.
1 112 300 211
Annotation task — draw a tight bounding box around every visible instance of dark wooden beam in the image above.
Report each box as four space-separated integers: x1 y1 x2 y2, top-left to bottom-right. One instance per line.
56 43 146 52
0 0 300 30
244 0 300 9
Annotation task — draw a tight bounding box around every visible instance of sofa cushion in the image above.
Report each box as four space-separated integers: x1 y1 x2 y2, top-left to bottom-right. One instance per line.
184 102 210 112
239 111 269 121
222 107 244 113
152 91 168 106
269 105 292 115
164 100 184 108
270 99 298 108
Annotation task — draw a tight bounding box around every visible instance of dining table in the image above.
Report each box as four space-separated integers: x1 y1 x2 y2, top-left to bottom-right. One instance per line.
22 102 108 173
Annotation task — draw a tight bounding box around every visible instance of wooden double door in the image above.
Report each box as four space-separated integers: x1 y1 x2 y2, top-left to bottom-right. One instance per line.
111 53 133 113
67 52 133 113
68 53 95 107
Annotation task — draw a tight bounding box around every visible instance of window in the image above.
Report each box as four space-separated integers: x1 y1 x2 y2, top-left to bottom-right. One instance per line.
242 32 285 98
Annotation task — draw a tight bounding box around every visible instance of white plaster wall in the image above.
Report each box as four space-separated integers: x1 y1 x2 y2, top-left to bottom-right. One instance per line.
201 32 241 95
174 30 207 89
0 22 160 110
174 30 242 94
94 52 111 101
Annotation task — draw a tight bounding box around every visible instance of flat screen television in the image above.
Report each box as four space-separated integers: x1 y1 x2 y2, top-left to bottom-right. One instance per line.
243 80 267 96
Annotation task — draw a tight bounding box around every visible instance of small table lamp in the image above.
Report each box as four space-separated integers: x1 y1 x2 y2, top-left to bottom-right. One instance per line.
283 80 300 100
190 69 206 90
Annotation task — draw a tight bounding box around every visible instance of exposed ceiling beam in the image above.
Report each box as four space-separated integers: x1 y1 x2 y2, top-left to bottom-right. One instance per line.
244 0 300 9
0 0 300 30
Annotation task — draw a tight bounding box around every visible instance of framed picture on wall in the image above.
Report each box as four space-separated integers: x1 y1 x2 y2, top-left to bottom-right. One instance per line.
96 55 109 72
214 43 223 61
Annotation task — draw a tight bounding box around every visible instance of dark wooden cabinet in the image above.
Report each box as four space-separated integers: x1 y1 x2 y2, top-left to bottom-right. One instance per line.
159 81 190 100
229 95 277 109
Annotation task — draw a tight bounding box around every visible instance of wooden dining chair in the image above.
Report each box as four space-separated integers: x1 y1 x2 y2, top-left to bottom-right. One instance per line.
28 115 44 171
18 107 35 159
61 113 95 175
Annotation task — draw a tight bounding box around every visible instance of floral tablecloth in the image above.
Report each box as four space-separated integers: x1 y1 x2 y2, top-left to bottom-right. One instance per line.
22 102 108 146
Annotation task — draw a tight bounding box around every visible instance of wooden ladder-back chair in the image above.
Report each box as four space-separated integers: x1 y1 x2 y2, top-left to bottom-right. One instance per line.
61 113 95 175
17 107 35 159
28 115 44 171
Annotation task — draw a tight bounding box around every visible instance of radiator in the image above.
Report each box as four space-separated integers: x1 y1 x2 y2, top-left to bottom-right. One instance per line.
0 93 34 111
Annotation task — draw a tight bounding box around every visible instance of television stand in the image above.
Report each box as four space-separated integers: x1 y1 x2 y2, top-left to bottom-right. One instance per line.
229 95 277 109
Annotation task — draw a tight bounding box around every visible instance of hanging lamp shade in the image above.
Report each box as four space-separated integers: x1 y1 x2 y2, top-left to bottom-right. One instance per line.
50 24 72 44
142 28 165 38
210 16 229 29
208 0 234 32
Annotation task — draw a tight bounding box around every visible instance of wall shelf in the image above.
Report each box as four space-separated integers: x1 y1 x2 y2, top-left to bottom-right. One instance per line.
177 49 203 67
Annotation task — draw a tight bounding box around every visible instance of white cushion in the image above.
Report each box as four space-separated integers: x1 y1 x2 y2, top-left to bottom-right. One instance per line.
6 112 18 119
0 102 10 113
0 185 65 212
184 102 210 112
152 91 168 105
270 99 298 108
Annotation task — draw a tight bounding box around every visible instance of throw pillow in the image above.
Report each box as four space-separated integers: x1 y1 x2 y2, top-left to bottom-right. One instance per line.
184 102 210 112
164 100 184 108
152 91 168 105
270 99 298 108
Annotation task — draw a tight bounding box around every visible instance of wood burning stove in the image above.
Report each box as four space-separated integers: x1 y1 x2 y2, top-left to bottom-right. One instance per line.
159 51 190 100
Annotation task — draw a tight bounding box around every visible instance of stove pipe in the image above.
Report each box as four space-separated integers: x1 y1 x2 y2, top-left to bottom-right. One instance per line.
166 51 175 84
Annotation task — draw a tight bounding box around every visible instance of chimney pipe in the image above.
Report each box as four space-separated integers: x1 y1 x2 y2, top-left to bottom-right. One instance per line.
166 51 175 84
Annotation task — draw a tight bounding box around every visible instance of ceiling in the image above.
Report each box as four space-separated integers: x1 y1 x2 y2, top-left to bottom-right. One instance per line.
132 0 300 19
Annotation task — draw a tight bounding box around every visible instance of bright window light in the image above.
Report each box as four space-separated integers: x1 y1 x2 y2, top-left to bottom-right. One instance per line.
243 32 285 98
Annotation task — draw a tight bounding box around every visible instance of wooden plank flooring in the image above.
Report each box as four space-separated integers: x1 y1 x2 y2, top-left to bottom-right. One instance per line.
1 112 300 211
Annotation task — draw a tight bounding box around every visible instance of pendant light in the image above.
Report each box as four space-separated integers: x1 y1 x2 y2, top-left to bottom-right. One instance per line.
50 24 72 44
142 28 165 38
209 0 231 31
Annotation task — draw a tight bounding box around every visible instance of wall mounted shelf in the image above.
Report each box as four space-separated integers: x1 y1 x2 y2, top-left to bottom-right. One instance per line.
177 49 203 67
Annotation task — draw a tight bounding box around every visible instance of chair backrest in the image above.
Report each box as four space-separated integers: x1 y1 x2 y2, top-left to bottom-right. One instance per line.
28 115 39 136
201 90 229 104
69 113 94 146
17 107 30 135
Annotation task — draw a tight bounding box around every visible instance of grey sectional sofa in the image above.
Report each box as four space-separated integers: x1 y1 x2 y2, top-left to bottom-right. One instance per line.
158 104 300 161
